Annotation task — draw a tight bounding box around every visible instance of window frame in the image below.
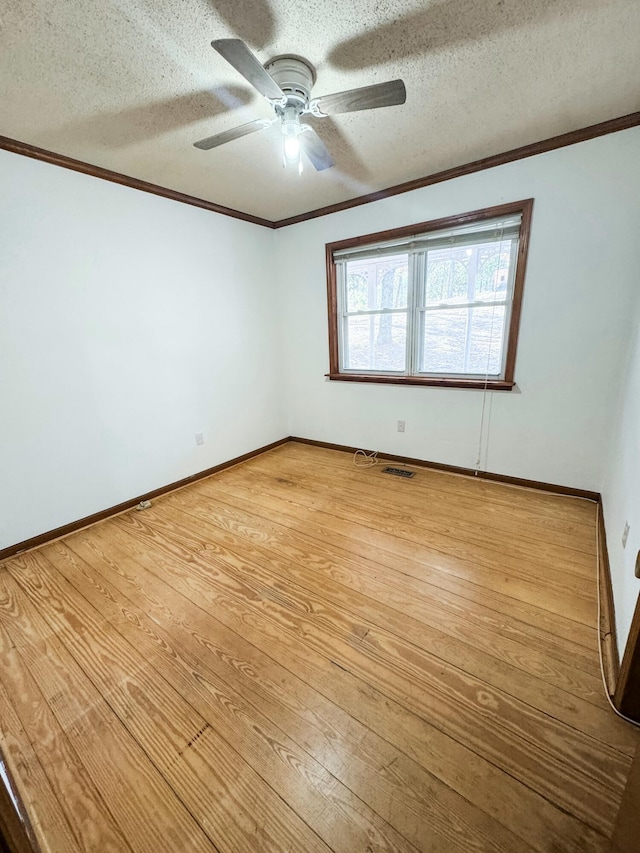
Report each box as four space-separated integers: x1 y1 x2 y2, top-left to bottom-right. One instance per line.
326 199 534 391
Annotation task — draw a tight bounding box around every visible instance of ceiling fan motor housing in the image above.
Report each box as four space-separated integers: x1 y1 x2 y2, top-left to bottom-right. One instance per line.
263 55 316 110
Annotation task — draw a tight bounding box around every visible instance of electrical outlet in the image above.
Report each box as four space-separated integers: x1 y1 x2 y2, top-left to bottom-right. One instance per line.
195 432 204 446
622 521 630 548
397 420 405 433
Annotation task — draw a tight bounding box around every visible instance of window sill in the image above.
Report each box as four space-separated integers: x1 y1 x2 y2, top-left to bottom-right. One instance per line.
326 373 516 391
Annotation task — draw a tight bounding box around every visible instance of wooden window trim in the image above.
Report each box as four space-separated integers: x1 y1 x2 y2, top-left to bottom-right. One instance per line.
325 199 534 390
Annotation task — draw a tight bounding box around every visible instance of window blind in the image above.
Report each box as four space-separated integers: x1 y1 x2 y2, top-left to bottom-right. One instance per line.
333 215 522 262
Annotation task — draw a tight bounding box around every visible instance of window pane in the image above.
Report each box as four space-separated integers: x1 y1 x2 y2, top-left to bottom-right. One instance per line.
421 309 467 373
424 240 514 306
345 254 408 312
345 313 407 372
420 305 505 375
425 250 469 305
468 306 505 373
476 244 513 301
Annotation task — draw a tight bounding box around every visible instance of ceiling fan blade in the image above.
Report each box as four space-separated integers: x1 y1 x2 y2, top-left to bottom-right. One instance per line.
313 79 406 116
193 118 272 150
212 39 285 101
300 127 335 171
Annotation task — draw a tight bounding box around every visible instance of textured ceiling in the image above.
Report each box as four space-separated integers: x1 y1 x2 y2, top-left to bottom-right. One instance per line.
1 0 639 221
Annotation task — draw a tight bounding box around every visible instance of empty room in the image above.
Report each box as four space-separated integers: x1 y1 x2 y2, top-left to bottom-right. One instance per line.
1 1 640 851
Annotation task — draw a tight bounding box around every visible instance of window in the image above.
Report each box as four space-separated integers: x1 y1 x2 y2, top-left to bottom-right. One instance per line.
326 200 533 390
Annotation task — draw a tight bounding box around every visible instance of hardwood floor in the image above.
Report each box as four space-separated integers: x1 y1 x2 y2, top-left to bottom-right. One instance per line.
0 442 637 852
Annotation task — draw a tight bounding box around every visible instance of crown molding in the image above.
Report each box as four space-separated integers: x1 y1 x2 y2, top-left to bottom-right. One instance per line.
2 110 640 229
272 110 640 227
0 134 274 229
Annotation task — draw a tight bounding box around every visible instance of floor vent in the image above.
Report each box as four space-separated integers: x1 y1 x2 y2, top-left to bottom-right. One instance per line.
382 467 415 478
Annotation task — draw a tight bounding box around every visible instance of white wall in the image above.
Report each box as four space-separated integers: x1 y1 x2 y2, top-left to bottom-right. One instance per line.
602 305 640 651
276 127 640 492
0 150 284 550
3 125 640 633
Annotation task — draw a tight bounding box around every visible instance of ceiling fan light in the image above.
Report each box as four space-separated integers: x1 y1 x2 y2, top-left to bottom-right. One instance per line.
281 104 303 168
283 131 300 160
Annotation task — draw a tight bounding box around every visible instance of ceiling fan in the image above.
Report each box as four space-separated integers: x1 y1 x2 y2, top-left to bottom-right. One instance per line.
194 39 407 172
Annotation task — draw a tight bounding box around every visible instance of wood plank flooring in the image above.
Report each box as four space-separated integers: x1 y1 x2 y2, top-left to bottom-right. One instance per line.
0 441 638 852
